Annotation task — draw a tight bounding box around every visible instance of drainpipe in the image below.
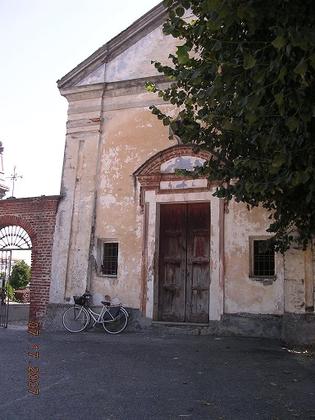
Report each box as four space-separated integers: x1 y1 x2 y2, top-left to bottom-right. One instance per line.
86 56 108 293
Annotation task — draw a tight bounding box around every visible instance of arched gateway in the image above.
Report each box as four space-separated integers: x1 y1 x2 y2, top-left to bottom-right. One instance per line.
0 225 32 327
0 196 59 327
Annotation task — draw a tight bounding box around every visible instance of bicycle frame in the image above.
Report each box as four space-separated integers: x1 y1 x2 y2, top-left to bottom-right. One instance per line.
87 306 107 326
86 305 127 327
73 301 128 327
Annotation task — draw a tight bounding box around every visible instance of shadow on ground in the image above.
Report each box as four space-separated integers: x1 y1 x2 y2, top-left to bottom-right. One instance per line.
0 327 314 420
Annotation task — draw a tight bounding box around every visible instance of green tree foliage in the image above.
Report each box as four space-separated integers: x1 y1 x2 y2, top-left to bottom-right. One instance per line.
149 0 315 251
9 260 31 289
5 283 15 301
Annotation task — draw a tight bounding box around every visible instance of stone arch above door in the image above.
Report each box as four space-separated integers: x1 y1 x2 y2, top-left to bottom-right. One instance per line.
133 145 213 207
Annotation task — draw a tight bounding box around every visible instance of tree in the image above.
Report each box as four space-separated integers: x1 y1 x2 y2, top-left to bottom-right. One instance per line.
9 260 31 289
148 0 315 251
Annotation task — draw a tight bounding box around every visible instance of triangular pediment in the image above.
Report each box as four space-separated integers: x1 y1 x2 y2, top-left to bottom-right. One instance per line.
57 2 179 90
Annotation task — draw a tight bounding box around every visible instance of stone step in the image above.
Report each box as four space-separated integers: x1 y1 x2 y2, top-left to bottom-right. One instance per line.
151 321 214 336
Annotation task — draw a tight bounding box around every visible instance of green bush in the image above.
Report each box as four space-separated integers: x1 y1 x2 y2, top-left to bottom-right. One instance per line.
5 282 15 301
9 260 31 290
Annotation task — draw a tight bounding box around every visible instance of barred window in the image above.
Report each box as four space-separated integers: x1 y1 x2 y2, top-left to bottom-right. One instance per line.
102 243 118 276
251 239 275 277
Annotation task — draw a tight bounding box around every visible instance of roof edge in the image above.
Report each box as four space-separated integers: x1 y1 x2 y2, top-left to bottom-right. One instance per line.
57 2 167 90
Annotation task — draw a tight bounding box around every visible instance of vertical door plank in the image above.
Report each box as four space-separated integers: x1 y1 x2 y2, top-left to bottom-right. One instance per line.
158 204 186 321
186 203 210 323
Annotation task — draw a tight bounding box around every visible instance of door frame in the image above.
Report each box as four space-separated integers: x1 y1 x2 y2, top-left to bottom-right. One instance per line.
157 202 211 323
142 189 224 322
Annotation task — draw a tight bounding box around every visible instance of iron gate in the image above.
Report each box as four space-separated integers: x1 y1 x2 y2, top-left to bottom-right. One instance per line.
0 225 32 328
0 250 11 328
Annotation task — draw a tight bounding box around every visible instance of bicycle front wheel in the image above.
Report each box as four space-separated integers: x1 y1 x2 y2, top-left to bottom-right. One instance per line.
62 305 89 333
103 307 128 334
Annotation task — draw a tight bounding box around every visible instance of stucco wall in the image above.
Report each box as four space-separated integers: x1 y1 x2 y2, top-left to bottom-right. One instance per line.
77 24 180 86
224 201 284 315
50 80 313 316
50 11 314 320
49 86 104 304
92 105 176 307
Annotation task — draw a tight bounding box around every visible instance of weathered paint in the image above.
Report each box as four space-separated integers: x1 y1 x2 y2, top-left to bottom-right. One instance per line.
160 156 206 173
160 179 207 190
284 246 308 313
143 189 223 320
90 105 177 307
304 247 314 311
50 10 314 325
77 26 179 86
224 201 284 315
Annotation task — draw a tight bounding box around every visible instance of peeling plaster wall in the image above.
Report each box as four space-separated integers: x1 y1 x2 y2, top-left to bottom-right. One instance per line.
284 247 308 313
50 87 104 303
77 26 179 86
92 104 176 308
224 199 313 316
51 81 313 315
51 14 314 319
224 201 285 315
51 79 313 317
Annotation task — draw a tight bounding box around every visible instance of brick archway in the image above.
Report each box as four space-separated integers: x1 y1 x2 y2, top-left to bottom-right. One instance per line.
0 196 59 323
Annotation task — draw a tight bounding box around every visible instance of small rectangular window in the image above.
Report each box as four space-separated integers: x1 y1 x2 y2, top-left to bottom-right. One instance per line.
250 238 275 277
102 243 118 276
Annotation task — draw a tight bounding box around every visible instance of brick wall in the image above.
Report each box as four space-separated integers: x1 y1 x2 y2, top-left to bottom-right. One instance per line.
0 196 60 324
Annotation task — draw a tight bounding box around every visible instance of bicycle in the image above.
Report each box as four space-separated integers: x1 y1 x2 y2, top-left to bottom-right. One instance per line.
62 292 129 334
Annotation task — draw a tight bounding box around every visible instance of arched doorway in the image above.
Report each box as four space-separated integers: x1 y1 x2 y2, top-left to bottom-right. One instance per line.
134 145 225 323
0 225 32 327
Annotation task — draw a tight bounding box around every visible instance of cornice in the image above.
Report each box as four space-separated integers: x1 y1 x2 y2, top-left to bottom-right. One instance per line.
59 83 105 100
59 75 169 102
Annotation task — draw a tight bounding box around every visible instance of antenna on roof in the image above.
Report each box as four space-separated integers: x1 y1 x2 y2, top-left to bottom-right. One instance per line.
7 166 23 198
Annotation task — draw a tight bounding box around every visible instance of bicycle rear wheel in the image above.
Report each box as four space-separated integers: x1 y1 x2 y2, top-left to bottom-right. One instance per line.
62 305 89 333
103 307 128 334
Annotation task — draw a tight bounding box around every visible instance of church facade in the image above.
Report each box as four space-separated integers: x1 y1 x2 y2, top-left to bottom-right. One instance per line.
48 3 314 342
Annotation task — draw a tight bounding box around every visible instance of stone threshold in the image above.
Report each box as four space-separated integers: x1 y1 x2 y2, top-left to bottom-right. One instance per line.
152 321 209 327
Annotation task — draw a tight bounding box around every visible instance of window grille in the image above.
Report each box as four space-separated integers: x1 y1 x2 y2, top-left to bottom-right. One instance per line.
253 240 275 277
102 243 118 276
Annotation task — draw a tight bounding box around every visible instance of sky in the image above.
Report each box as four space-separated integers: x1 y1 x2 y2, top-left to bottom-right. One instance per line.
0 0 161 198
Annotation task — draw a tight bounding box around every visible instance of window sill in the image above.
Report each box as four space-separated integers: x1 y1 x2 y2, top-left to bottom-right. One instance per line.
96 272 118 279
249 275 277 285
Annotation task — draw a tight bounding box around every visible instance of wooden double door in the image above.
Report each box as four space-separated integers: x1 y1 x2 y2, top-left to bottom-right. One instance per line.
158 203 210 323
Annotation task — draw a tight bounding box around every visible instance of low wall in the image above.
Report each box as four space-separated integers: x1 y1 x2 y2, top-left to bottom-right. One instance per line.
8 303 30 322
45 304 315 346
281 313 315 346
